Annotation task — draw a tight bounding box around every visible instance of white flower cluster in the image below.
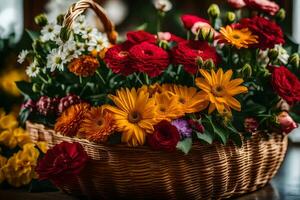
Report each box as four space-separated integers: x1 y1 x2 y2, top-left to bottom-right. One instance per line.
153 0 172 12
24 15 110 77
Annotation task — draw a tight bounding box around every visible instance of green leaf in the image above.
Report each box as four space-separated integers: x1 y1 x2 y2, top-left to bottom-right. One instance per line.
15 81 36 99
205 115 227 144
26 29 40 41
176 138 192 155
196 132 213 144
135 23 148 31
19 108 30 125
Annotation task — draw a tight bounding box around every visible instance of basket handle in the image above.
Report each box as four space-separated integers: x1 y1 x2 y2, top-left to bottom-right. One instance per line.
63 0 118 44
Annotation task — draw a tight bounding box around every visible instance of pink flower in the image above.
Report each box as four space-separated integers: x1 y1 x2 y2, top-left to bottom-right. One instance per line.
277 111 298 134
244 0 279 16
191 21 212 35
227 0 246 9
158 32 172 41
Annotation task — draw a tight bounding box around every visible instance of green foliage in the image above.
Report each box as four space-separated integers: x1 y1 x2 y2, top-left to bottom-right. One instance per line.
176 138 193 154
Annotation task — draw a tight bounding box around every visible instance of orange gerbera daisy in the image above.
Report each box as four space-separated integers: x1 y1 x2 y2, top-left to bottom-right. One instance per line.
166 85 208 114
219 25 258 49
68 55 99 77
154 92 184 121
107 88 158 146
54 103 90 136
195 68 248 114
79 106 115 143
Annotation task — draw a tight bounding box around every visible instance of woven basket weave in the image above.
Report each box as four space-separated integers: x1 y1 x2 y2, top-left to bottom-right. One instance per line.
26 121 288 200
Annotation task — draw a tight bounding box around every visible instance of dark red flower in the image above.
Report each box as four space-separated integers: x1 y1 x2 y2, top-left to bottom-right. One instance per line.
147 120 180 152
104 42 135 75
129 42 170 77
126 30 156 44
239 16 284 50
244 0 279 16
181 14 210 30
277 111 298 134
227 0 246 9
187 119 205 133
36 142 89 186
270 66 300 105
172 40 219 74
244 117 259 133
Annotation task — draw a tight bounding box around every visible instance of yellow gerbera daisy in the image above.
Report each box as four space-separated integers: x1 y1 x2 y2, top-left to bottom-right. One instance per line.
154 92 184 121
79 106 115 143
107 88 158 146
195 68 248 114
219 25 258 49
166 85 209 114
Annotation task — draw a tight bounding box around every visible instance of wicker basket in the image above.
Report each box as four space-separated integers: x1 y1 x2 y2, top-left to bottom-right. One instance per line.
26 121 288 200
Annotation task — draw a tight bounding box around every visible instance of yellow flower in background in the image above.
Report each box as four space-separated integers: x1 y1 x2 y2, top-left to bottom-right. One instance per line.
166 85 209 114
0 114 18 130
107 88 158 146
2 143 39 187
154 92 184 121
0 130 18 149
219 26 258 49
0 155 7 184
35 141 48 154
13 128 32 148
0 109 5 119
195 68 248 115
0 68 26 97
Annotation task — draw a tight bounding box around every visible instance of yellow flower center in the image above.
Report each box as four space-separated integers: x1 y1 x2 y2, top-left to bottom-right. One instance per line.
97 118 104 126
179 97 186 104
212 85 225 97
159 106 166 112
128 111 142 123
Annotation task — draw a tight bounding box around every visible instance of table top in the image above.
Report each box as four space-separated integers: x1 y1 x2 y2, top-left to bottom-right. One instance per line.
1 143 299 200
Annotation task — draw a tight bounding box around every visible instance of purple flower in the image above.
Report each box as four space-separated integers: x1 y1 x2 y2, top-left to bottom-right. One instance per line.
171 119 192 139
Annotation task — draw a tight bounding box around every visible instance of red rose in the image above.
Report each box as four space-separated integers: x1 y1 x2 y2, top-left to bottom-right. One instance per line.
181 14 210 30
227 0 246 9
104 42 135 75
147 120 180 152
244 0 279 16
172 40 219 74
271 66 300 105
127 30 156 44
36 142 89 186
239 16 284 50
277 111 298 134
129 42 170 77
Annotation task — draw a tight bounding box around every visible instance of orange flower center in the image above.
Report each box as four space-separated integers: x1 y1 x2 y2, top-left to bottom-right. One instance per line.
212 85 225 97
232 34 240 39
159 106 166 112
128 111 142 123
179 97 186 104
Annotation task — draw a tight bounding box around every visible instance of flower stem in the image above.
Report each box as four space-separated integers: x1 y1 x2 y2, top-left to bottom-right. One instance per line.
144 74 150 85
79 76 83 84
38 75 48 84
134 73 144 85
96 71 106 85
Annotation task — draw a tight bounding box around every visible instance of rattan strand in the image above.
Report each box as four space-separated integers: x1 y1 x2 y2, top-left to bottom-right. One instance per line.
63 0 117 44
26 121 288 200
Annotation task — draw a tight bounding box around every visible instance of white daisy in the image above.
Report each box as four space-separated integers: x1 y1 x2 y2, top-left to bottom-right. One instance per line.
26 61 40 77
17 50 29 64
81 27 98 41
40 23 62 42
153 0 172 12
47 48 67 72
86 32 109 52
63 40 83 62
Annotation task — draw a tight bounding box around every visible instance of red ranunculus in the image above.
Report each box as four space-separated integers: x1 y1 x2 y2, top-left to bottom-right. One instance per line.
127 30 156 44
104 42 135 75
244 0 279 16
158 32 185 43
277 111 298 134
227 0 246 9
180 14 210 30
172 40 219 74
36 141 89 186
147 120 180 152
129 42 170 77
239 16 284 50
271 66 300 105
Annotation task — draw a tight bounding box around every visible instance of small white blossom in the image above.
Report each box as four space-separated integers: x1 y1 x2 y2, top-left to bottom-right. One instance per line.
86 32 109 52
63 40 83 62
274 44 289 64
26 61 40 77
17 50 29 64
153 0 172 12
41 23 62 42
47 48 67 72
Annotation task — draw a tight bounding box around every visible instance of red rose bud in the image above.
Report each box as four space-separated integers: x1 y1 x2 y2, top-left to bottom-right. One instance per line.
180 14 210 30
187 119 205 133
244 0 279 16
129 42 169 77
147 120 180 152
227 0 246 9
36 141 89 186
277 111 298 134
126 30 156 44
104 42 135 76
244 117 259 133
271 66 300 105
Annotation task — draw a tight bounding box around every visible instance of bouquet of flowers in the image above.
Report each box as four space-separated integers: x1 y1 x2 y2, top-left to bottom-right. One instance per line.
18 0 300 154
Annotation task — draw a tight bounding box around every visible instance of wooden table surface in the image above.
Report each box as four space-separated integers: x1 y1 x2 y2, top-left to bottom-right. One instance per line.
1 143 299 200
